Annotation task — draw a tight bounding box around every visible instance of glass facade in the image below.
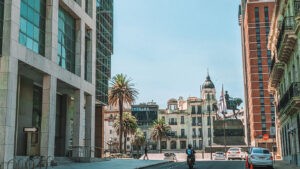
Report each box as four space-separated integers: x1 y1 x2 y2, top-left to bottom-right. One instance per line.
0 0 3 56
19 0 45 55
58 7 75 73
96 0 113 104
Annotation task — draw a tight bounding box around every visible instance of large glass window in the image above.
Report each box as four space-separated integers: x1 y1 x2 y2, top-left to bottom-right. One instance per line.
58 7 75 73
19 0 46 55
0 0 4 56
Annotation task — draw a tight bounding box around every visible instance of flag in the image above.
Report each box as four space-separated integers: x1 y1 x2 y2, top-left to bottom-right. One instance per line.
218 84 227 118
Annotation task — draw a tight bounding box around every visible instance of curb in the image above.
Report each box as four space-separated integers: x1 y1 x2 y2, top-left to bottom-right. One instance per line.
136 161 173 169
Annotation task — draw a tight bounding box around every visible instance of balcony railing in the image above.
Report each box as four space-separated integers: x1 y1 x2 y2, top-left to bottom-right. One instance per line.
179 135 187 138
278 82 300 114
276 16 297 63
269 57 285 88
169 122 177 125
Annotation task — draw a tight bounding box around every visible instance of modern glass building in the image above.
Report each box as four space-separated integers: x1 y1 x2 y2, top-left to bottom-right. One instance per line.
0 0 108 167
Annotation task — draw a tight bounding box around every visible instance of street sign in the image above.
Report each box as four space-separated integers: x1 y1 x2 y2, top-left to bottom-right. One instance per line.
270 127 276 136
263 134 269 141
23 127 38 132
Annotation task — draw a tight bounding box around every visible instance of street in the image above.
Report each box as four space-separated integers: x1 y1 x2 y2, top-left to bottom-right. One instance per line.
143 161 245 169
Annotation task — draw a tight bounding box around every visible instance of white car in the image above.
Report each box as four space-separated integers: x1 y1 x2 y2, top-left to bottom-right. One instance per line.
213 152 226 160
247 147 273 169
227 147 244 160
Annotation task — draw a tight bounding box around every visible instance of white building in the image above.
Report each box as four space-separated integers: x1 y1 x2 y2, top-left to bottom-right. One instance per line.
158 74 218 151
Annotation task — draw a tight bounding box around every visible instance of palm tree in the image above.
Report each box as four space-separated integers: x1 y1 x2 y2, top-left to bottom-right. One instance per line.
150 118 171 153
232 98 243 119
109 74 138 154
132 128 145 158
113 112 138 154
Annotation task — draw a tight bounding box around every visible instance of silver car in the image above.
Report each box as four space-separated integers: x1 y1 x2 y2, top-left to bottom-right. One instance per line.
247 147 273 169
213 152 226 160
227 147 244 160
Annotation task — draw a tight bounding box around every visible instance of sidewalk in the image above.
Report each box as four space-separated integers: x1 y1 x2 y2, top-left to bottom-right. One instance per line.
47 159 168 169
274 160 300 169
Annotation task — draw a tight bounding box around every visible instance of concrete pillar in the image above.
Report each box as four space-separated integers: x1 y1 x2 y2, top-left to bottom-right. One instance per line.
85 95 95 157
40 75 57 158
73 89 85 156
45 0 59 62
0 0 20 168
75 20 84 77
65 96 74 155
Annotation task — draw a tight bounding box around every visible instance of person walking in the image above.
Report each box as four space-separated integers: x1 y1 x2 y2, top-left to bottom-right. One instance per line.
143 146 149 160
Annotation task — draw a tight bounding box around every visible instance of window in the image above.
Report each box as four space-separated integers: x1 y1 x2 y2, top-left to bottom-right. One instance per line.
208 128 211 137
191 106 196 114
193 140 196 149
19 0 46 55
161 141 167 149
171 141 177 149
197 117 202 126
259 74 263 81
0 0 4 56
181 129 185 136
58 7 76 73
181 116 184 124
199 140 203 150
260 98 264 104
197 106 202 114
207 116 211 125
180 141 186 149
198 128 202 138
109 130 112 134
192 128 196 137
192 117 196 126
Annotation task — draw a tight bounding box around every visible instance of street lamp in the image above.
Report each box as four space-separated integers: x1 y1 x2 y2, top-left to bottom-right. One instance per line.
109 137 112 157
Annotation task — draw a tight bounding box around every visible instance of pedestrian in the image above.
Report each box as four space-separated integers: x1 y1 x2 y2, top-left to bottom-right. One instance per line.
143 146 149 160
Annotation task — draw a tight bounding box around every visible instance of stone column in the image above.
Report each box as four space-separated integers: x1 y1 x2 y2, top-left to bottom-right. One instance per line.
85 95 95 157
75 20 84 77
73 90 85 156
0 0 20 168
45 0 59 62
40 75 57 158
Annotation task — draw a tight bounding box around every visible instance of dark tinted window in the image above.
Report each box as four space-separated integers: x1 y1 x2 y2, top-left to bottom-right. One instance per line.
252 148 270 154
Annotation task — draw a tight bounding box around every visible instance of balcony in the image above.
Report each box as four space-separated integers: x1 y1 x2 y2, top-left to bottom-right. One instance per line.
269 57 285 88
179 135 187 139
276 16 297 63
278 82 300 116
169 122 177 125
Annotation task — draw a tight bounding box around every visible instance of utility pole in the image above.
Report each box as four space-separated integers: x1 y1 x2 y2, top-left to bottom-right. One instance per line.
224 119 227 153
209 103 212 160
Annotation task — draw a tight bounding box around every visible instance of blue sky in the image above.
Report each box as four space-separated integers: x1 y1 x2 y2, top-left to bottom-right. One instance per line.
112 0 244 109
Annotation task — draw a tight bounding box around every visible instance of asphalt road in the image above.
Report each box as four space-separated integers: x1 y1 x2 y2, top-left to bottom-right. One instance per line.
143 160 246 169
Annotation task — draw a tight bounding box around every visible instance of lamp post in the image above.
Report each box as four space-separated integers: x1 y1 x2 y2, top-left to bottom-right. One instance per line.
208 103 212 160
109 137 112 157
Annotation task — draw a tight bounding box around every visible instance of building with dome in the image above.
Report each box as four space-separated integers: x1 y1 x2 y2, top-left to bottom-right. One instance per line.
157 74 218 152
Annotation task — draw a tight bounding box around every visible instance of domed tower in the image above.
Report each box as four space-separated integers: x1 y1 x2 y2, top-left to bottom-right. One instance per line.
201 73 216 101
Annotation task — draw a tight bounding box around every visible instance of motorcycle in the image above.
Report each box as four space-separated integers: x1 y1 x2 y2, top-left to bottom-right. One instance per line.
187 156 194 169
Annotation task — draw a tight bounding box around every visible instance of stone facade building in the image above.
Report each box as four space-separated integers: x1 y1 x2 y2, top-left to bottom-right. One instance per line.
0 0 113 168
268 0 300 165
158 75 217 151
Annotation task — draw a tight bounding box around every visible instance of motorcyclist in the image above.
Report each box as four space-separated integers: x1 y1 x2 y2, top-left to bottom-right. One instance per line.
186 144 196 165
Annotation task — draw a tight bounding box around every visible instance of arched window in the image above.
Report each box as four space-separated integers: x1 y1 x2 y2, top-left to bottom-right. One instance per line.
171 141 177 149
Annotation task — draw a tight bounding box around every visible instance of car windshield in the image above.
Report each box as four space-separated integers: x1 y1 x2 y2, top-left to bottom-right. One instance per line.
252 149 269 154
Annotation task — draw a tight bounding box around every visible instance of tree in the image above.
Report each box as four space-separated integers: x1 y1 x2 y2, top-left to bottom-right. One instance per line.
113 112 138 154
109 74 138 153
132 128 145 158
150 118 171 153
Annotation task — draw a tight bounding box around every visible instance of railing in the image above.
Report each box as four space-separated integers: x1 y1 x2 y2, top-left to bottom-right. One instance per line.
179 135 187 138
168 122 177 125
276 16 295 50
278 82 300 111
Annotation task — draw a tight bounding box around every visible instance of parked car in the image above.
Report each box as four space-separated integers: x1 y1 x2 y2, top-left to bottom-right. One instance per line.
247 147 273 169
227 147 244 160
213 152 226 160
